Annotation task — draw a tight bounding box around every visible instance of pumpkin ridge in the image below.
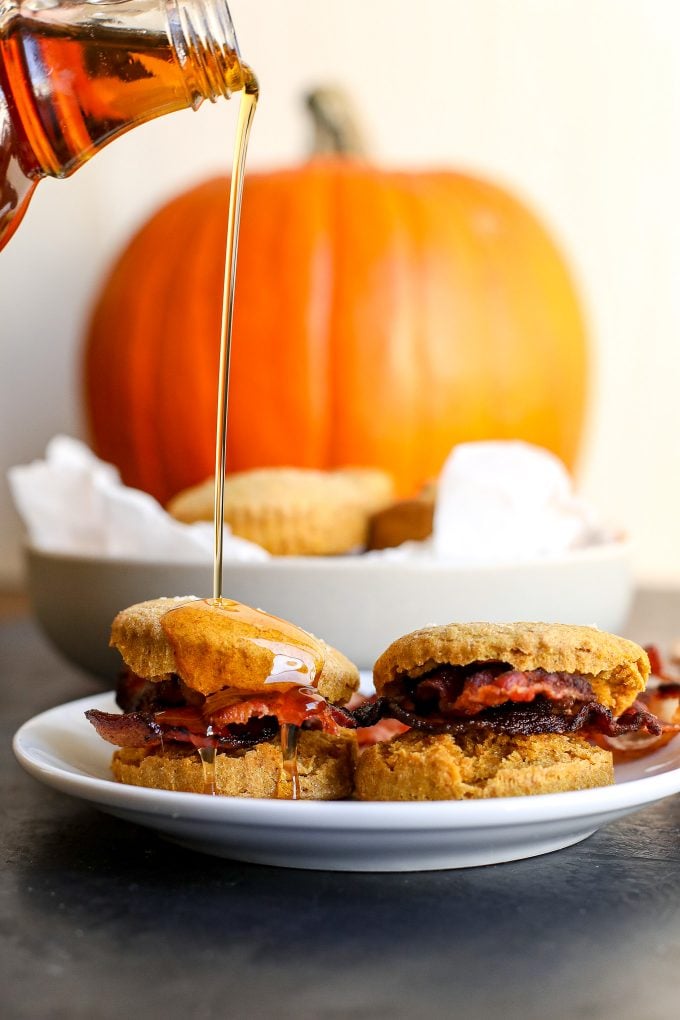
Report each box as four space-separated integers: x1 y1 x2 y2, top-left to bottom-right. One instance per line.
326 163 348 469
303 163 336 467
159 179 225 502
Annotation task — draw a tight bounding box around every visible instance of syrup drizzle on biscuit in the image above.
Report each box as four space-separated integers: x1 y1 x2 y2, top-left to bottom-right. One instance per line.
161 598 324 797
280 723 301 799
198 740 217 796
210 71 304 796
161 598 324 690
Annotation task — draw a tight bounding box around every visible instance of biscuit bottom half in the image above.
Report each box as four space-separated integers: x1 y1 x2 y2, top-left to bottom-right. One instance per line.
112 730 357 800
354 730 614 800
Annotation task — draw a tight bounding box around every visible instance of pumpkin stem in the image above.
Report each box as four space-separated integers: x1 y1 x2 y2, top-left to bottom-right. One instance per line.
305 87 368 158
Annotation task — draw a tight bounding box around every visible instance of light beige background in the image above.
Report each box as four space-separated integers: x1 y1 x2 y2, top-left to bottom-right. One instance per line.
1 0 678 585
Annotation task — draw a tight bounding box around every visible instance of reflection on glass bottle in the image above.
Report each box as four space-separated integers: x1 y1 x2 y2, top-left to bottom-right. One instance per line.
0 0 246 249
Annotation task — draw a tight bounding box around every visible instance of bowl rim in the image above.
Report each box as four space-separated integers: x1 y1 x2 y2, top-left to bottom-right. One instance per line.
24 537 630 574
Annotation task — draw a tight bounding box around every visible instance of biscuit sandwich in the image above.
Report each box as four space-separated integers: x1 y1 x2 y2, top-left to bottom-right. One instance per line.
354 622 666 800
86 596 359 799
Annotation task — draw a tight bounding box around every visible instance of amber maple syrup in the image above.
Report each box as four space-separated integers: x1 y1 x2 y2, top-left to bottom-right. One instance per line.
198 731 217 796
162 598 323 688
280 723 301 800
213 66 258 601
162 595 324 799
161 66 309 795
188 67 258 796
1 6 306 795
0 4 247 247
208 68 302 798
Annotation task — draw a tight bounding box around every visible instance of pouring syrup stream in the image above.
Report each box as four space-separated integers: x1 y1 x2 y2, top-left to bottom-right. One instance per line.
213 67 259 602
205 68 301 797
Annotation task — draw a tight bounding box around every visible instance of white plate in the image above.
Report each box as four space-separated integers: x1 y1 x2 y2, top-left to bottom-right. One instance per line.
13 693 680 872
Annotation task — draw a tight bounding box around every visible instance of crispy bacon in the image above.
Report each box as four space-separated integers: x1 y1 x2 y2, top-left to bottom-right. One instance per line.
594 647 680 757
86 708 278 750
347 694 409 747
356 718 410 748
86 709 164 746
351 696 389 728
411 664 594 717
206 689 354 735
90 675 356 752
351 694 665 738
350 652 680 753
115 671 188 713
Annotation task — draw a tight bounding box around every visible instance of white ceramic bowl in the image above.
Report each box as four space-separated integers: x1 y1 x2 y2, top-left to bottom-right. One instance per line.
25 541 633 679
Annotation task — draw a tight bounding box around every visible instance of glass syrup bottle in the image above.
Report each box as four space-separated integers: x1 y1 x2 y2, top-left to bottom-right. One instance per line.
0 0 246 249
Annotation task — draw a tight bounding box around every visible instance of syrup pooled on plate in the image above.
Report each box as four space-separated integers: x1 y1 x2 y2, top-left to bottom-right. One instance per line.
161 598 328 798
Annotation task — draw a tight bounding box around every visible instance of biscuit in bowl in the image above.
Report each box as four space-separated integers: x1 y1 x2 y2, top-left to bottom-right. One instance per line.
166 467 394 556
368 483 436 550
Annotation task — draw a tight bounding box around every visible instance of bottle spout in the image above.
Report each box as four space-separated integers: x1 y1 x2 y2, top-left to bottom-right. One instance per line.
167 0 247 107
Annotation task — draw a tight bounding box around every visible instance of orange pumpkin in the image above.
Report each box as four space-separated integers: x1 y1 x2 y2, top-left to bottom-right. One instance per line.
84 98 588 506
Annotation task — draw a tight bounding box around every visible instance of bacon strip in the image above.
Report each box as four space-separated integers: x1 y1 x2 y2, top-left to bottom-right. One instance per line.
351 695 665 738
347 694 409 747
115 672 188 713
354 655 680 752
413 665 594 716
85 708 278 750
89 675 356 751
206 689 355 735
594 647 680 757
86 709 163 746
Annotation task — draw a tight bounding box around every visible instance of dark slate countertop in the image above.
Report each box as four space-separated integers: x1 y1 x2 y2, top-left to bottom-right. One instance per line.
3 590 680 1020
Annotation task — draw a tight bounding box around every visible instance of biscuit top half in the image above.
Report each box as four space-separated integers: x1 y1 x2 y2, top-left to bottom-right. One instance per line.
110 596 359 705
373 621 650 717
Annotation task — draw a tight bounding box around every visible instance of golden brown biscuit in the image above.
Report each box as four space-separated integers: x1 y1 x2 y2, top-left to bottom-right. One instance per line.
368 492 435 550
166 467 394 556
110 597 359 706
355 730 614 800
334 467 395 509
112 730 357 799
374 622 649 717
109 596 198 680
165 477 214 524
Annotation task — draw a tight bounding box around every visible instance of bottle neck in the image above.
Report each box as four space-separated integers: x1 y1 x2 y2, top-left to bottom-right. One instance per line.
167 0 246 107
